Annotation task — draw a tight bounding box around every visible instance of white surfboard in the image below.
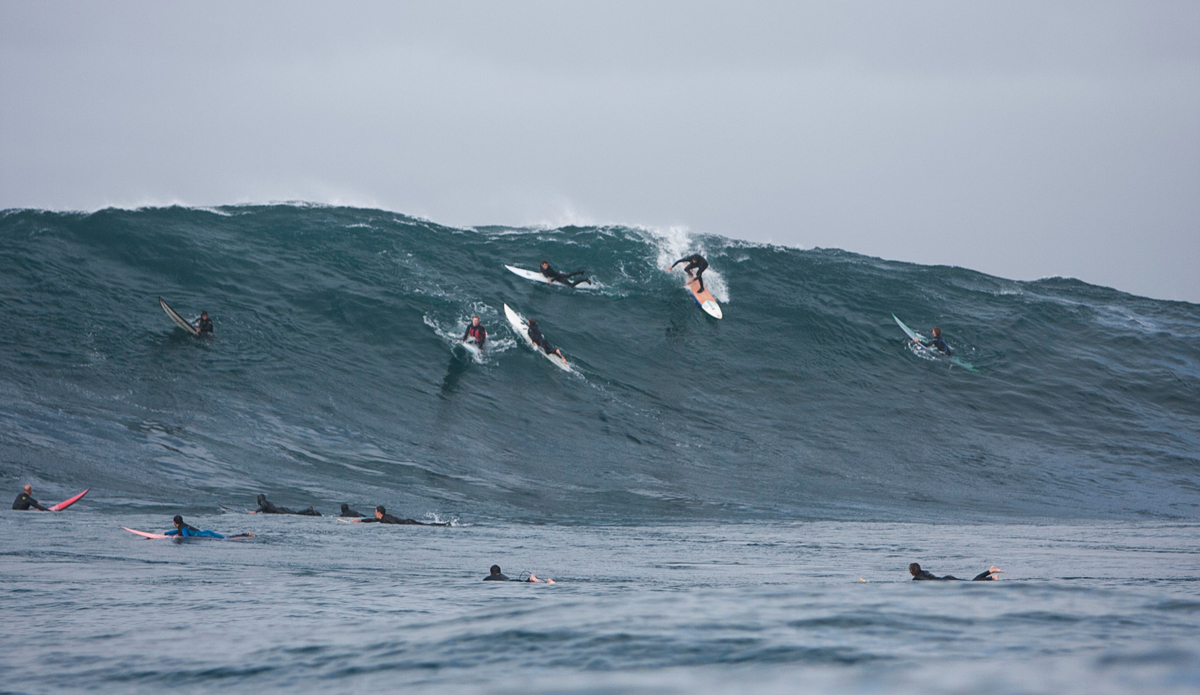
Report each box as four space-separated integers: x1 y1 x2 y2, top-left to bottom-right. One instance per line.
159 297 199 335
459 339 482 359
505 264 593 290
504 304 570 371
683 274 722 319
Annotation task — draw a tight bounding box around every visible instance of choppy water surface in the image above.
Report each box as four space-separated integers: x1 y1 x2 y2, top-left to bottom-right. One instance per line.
2 514 1199 694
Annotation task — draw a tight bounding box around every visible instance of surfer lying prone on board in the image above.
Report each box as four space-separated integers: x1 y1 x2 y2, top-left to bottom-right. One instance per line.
909 563 1002 581
253 494 322 516
12 484 49 511
526 318 566 363
913 327 952 355
351 505 449 526
540 260 591 288
165 515 253 539
668 254 709 292
484 564 555 583
462 315 487 349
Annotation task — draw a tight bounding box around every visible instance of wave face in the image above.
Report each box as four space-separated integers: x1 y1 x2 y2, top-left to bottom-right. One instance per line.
1 205 1197 522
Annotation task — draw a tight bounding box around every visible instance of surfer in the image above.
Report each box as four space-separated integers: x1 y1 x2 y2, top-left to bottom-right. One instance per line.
526 318 566 363
164 515 226 539
462 315 487 349
539 260 591 288
909 563 1003 581
253 493 321 516
913 327 952 355
483 564 555 583
353 505 448 526
339 503 365 518
669 253 709 292
12 484 48 511
196 311 213 335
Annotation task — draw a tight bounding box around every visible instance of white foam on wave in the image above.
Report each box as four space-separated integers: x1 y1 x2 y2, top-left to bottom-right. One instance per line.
641 225 730 304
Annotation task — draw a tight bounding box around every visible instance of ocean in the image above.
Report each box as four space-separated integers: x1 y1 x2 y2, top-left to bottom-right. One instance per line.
1 204 1198 693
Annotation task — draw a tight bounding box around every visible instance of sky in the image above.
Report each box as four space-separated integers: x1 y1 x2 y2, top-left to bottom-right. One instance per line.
2 1 1198 303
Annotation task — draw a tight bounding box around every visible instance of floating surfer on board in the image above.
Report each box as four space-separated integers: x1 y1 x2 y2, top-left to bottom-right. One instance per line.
909 563 1002 581
253 493 321 516
484 564 555 583
339 503 365 518
351 505 448 526
12 485 49 511
668 254 709 293
539 260 591 288
164 514 253 539
526 318 567 364
462 315 487 350
912 327 951 355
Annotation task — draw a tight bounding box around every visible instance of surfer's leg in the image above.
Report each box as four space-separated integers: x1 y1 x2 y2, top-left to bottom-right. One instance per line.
567 277 590 287
972 566 1003 581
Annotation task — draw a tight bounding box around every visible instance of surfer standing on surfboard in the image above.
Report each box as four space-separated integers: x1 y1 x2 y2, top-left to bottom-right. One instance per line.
539 260 591 288
12 484 48 510
462 315 487 350
669 254 709 292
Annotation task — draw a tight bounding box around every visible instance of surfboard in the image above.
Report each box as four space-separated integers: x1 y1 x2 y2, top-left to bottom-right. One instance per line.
504 303 570 371
505 265 592 289
686 275 723 319
458 340 482 359
123 527 254 539
159 297 199 335
47 488 89 511
892 314 977 372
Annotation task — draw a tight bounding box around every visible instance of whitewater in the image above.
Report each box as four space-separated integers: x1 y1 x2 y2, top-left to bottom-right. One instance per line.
2 204 1198 694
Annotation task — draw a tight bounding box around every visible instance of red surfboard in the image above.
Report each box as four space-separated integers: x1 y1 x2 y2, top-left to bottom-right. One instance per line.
47 488 89 511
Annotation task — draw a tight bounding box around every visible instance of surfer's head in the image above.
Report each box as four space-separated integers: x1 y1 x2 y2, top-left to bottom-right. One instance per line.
341 503 351 513
375 505 386 518
540 260 549 268
490 565 503 576
528 318 538 327
908 563 922 576
173 515 184 527
931 327 942 337
23 484 31 494
256 494 267 505
201 312 208 319
472 315 480 325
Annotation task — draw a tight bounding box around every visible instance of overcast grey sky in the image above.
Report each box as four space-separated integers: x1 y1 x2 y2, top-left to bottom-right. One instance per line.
2 1 1198 302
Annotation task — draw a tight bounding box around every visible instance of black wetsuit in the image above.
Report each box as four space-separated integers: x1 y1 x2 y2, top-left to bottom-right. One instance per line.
254 494 321 516
671 254 709 292
197 317 213 335
912 569 996 581
923 336 952 355
360 513 441 525
484 571 510 581
526 323 556 355
12 493 48 511
540 264 589 288
339 504 364 518
463 324 487 348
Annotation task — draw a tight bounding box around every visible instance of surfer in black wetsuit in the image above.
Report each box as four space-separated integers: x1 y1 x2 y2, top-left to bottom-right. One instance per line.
339 503 364 518
483 564 555 583
909 563 1002 581
913 327 952 355
354 505 448 525
196 311 213 335
539 260 591 288
253 493 321 516
669 254 709 292
462 315 487 349
526 318 566 363
12 484 49 511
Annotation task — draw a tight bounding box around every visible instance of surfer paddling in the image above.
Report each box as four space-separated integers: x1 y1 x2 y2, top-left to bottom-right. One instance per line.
484 564 555 583
909 563 1002 581
539 260 591 288
912 327 952 355
165 514 252 539
462 315 487 350
12 484 48 511
668 253 709 293
526 318 566 364
351 505 449 526
195 311 213 335
339 503 365 518
253 493 321 516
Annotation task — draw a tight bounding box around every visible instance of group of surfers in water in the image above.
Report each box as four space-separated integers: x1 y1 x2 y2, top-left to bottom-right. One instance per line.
14 484 1002 583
